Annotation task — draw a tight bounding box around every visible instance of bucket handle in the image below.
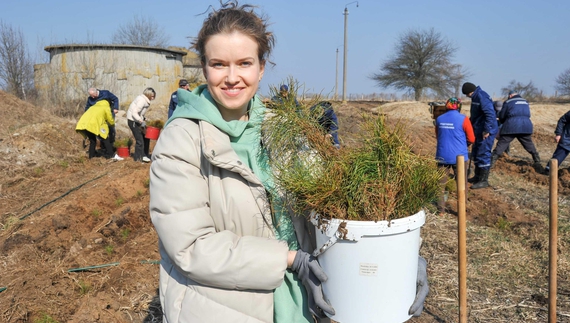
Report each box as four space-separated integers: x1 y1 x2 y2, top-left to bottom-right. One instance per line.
310 211 349 257
312 229 342 257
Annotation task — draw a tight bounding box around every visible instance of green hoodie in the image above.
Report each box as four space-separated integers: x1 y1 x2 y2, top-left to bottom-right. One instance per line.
170 85 311 323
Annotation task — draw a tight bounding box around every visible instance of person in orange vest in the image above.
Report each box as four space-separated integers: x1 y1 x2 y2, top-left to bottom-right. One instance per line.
435 97 475 214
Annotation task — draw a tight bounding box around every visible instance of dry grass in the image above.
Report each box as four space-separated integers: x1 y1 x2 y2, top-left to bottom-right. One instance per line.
414 168 570 322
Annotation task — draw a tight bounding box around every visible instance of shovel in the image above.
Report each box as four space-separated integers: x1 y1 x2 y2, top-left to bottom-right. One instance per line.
466 149 472 178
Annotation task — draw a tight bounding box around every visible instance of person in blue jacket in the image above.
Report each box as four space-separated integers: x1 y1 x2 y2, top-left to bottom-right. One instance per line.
493 100 511 156
85 88 119 148
435 97 475 213
543 109 570 175
462 82 498 189
491 91 542 171
168 79 191 119
310 101 340 148
271 84 299 106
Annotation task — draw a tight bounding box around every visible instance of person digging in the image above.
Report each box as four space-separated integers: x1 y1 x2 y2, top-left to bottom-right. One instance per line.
462 82 498 189
490 90 543 172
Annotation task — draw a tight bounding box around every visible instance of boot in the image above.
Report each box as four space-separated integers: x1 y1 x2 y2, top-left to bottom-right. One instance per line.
471 168 490 189
532 153 544 173
467 167 480 183
491 153 500 168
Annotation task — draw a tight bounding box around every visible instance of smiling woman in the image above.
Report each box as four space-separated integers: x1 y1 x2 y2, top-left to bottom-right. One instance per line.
203 32 265 121
148 1 333 323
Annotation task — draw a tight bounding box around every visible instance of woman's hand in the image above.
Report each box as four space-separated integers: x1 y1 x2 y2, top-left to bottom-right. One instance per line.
290 250 335 318
287 250 296 268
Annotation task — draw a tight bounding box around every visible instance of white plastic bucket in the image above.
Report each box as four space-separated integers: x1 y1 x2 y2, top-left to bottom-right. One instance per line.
313 210 425 323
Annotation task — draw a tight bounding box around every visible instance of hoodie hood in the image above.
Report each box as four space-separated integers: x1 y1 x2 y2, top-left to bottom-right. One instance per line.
168 84 265 139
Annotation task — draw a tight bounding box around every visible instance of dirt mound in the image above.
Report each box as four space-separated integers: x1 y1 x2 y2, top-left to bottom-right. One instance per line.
0 91 56 137
1 92 570 322
0 91 79 168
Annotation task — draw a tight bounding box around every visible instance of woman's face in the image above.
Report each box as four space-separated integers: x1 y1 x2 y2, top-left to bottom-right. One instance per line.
203 31 265 121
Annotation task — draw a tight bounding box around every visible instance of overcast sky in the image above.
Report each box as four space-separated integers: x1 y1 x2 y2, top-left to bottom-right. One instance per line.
3 0 570 99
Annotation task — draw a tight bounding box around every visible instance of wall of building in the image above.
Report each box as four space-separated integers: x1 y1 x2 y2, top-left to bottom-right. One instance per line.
34 44 202 108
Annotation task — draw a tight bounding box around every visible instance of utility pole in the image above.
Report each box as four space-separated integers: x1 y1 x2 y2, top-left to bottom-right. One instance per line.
335 47 340 100
342 1 358 103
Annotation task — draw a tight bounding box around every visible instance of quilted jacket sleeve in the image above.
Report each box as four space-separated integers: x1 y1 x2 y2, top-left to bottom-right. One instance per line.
149 118 289 291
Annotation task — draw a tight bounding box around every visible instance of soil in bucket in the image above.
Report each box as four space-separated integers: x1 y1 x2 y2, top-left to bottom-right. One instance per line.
116 146 130 158
145 126 160 140
314 210 425 323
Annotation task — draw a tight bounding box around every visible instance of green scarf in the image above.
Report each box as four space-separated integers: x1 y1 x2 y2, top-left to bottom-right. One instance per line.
171 85 311 322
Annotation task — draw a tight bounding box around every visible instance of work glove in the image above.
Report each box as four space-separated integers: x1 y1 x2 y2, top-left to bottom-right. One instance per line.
291 250 335 318
408 256 429 317
140 120 146 128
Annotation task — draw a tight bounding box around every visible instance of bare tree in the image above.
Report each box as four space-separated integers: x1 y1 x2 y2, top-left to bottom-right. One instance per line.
112 15 170 47
184 68 205 88
370 28 465 101
555 68 570 97
500 80 540 100
0 20 34 100
443 63 471 98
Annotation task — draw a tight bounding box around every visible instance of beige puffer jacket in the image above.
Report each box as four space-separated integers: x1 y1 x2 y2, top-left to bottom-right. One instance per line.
149 117 317 323
127 94 150 123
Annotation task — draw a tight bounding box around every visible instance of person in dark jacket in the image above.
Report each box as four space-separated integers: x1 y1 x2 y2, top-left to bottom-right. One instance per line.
168 79 191 119
86 88 119 113
310 101 340 148
85 88 119 148
543 109 570 175
491 91 542 171
462 82 498 189
493 100 510 156
435 97 475 213
271 84 300 107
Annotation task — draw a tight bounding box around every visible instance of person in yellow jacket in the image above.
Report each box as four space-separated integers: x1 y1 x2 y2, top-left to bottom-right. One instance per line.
76 99 115 159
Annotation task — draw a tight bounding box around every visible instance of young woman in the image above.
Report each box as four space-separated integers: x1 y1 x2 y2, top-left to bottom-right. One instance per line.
127 87 155 162
149 2 427 322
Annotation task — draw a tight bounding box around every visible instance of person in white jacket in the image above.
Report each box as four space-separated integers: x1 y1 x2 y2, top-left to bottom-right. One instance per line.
127 87 155 162
149 2 427 322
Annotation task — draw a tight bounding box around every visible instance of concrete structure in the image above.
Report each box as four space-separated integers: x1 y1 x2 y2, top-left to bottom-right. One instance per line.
171 46 203 84
34 44 202 108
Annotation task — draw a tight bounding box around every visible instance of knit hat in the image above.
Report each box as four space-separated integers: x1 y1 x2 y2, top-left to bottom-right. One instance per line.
493 100 503 112
461 82 477 95
179 79 189 87
445 97 462 110
507 90 517 96
280 84 289 91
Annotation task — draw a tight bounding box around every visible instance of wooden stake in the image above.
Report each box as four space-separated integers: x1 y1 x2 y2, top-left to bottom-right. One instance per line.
549 159 558 323
456 155 467 322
